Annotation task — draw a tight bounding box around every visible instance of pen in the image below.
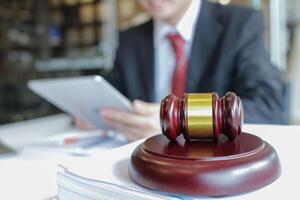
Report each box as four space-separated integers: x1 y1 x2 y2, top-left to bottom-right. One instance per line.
59 131 115 148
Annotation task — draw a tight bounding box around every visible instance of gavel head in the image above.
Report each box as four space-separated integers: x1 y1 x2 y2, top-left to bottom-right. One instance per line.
160 92 243 141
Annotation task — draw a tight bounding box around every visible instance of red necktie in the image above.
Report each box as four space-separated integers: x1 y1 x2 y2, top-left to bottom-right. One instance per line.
168 33 188 97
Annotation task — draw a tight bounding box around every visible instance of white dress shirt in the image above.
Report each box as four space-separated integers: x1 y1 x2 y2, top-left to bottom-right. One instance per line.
154 0 201 102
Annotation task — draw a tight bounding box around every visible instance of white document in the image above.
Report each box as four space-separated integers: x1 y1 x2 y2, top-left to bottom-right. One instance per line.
28 75 132 130
57 139 182 200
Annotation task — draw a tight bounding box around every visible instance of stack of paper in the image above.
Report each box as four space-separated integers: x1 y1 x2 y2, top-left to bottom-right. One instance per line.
57 140 181 200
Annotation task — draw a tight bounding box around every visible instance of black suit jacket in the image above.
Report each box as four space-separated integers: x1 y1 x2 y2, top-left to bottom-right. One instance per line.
105 0 285 124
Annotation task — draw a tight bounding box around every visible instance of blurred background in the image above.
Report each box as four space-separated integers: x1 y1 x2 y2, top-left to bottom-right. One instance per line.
0 0 299 125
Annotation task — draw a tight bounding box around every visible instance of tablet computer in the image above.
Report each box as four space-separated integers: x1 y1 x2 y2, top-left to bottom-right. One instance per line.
28 75 132 130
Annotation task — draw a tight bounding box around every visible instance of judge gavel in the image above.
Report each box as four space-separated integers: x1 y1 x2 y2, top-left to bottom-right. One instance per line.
160 92 243 141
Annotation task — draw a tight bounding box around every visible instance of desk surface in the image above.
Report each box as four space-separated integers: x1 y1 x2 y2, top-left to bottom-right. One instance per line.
226 125 300 200
0 115 299 200
0 114 126 200
0 114 72 147
0 114 72 200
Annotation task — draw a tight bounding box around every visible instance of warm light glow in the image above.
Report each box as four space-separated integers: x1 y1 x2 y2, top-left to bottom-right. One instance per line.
219 0 231 5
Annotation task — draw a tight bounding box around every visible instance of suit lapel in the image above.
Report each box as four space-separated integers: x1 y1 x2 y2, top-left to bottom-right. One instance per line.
188 0 224 92
137 21 155 102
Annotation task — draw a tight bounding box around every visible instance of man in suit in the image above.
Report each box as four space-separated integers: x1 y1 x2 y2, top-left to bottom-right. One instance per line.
98 0 285 141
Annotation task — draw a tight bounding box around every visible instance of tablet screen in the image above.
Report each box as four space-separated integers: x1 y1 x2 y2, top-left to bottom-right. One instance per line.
28 75 132 130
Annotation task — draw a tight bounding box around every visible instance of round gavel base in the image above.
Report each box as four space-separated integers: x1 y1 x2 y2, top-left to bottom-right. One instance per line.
129 133 281 197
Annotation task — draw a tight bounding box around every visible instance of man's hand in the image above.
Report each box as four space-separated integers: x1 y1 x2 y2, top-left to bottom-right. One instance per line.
101 100 161 141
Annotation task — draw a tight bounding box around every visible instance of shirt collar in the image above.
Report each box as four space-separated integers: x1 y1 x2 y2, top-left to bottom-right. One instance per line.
154 0 201 46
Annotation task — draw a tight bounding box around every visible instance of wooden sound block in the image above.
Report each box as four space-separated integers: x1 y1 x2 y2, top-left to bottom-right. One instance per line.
129 133 281 197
